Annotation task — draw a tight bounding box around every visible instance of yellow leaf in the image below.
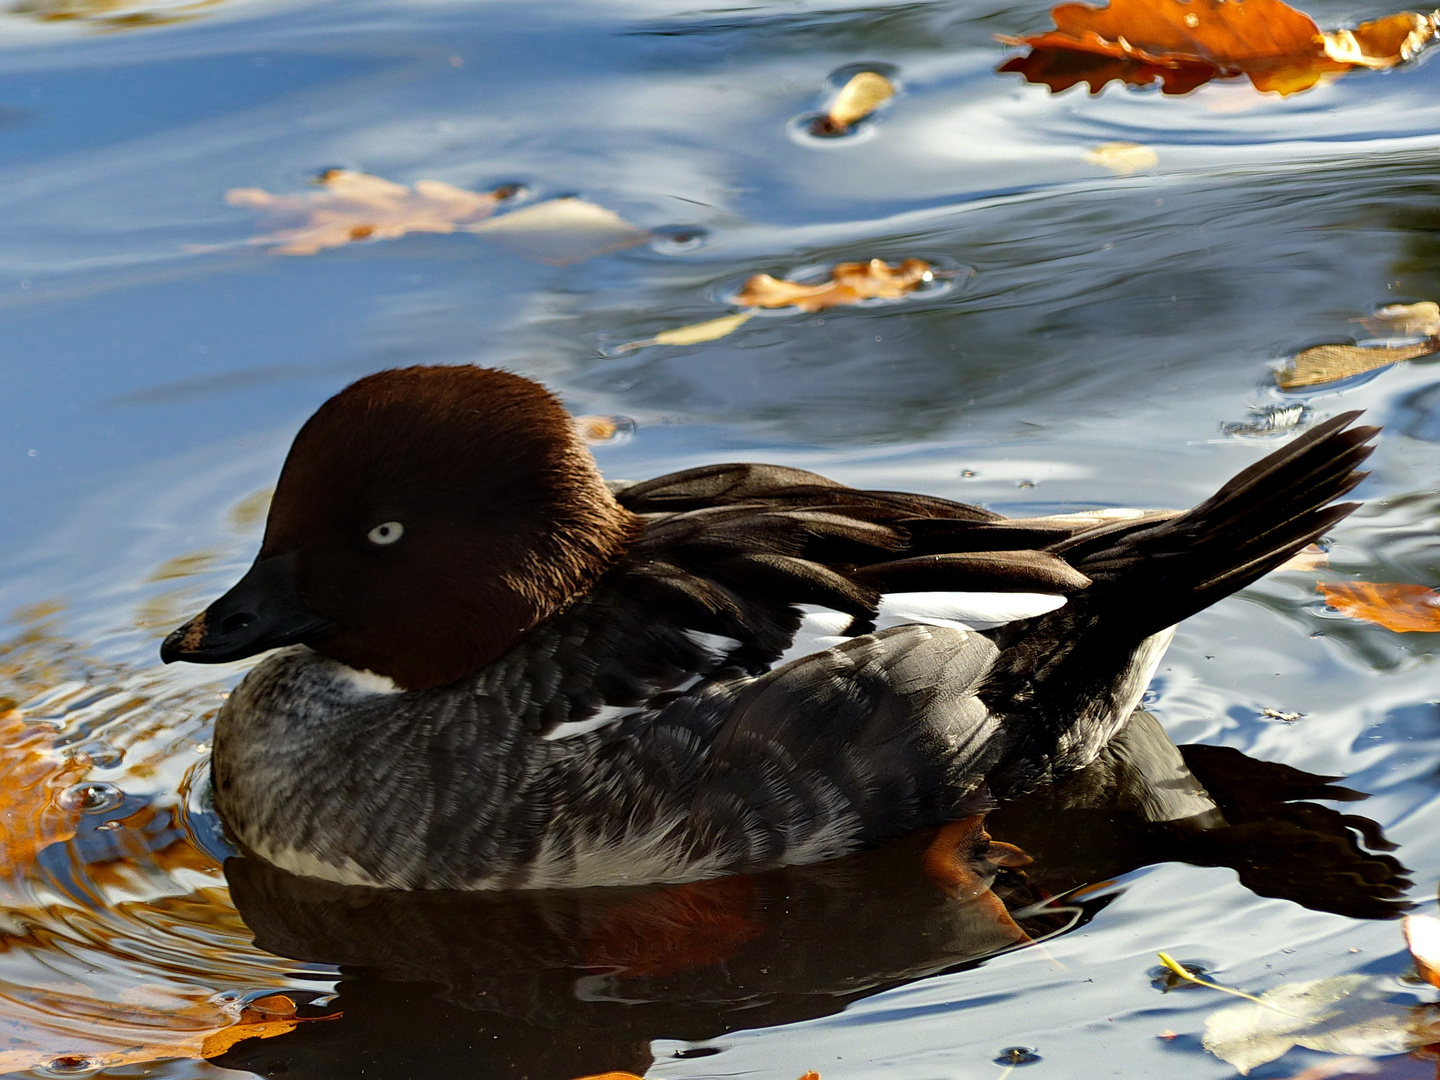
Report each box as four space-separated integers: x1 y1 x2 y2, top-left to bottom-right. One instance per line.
815 71 895 135
735 258 934 313
614 312 754 352
571 415 636 443
1084 141 1159 175
470 198 651 265
1275 341 1436 389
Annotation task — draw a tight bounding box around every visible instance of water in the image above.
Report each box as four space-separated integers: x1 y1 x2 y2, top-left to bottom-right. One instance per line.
1 0 1439 1076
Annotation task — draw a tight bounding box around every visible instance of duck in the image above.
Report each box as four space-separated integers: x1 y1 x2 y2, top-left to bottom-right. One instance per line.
161 365 1377 891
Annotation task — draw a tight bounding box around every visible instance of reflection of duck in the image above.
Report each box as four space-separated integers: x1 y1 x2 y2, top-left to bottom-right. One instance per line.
164 366 1377 891
217 711 1408 1080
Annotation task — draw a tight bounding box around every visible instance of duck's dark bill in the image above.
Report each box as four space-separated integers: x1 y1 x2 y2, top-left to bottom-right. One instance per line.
160 553 334 664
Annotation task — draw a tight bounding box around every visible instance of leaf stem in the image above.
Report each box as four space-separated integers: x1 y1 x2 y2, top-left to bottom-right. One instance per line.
1156 953 1274 1008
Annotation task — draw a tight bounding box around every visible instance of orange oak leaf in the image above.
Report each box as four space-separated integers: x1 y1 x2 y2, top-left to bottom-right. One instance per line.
998 0 1438 96
1317 581 1440 632
0 708 88 879
735 258 934 313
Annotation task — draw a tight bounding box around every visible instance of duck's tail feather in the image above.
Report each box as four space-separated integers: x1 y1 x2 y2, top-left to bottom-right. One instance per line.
1054 409 1377 638
981 412 1377 788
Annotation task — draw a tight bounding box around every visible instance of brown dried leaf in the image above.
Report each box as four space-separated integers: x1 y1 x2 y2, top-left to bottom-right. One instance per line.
1317 581 1440 632
228 170 510 255
1404 915 1440 989
0 709 87 879
998 0 1438 97
735 258 934 313
814 71 895 135
1276 341 1437 389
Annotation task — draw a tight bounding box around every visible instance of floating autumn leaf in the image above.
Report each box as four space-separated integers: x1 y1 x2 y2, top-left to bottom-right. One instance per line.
1085 141 1159 174
10 0 225 29
0 708 88 880
0 988 337 1073
228 170 515 255
228 172 650 263
999 0 1439 97
736 258 935 313
1202 974 1440 1073
1318 582 1440 632
811 71 895 135
1405 915 1440 989
1277 341 1438 389
612 260 940 352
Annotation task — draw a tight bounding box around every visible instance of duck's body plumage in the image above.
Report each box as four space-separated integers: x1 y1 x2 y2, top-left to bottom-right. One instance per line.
196 403 1376 891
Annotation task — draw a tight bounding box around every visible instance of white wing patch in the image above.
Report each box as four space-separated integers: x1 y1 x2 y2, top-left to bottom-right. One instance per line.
777 592 1067 668
875 591 1067 631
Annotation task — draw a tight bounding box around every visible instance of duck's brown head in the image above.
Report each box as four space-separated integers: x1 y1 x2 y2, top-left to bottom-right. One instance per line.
161 365 642 690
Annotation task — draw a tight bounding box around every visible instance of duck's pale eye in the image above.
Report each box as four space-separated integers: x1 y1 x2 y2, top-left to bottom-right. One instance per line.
367 521 405 546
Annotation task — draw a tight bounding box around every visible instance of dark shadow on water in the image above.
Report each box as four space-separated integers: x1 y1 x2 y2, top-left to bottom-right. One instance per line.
217 711 1409 1080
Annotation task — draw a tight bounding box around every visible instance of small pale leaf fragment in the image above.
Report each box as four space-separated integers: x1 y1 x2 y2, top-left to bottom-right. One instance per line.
653 312 754 346
1085 141 1158 175
1276 341 1437 389
612 312 754 353
571 415 636 443
1277 544 1327 572
470 198 650 265
820 71 895 133
1318 582 1440 632
1404 914 1440 988
1359 300 1440 337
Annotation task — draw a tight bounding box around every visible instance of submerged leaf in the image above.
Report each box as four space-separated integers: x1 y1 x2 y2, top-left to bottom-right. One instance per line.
0 708 87 879
1276 341 1437 389
1202 974 1440 1074
228 170 512 255
735 258 934 313
1317 582 1440 632
229 173 648 263
1085 141 1159 174
998 0 1439 96
813 71 895 135
1404 915 1440 989
0 990 337 1073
